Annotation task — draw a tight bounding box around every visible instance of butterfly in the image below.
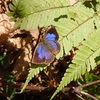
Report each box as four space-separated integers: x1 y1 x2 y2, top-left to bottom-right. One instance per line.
32 26 60 64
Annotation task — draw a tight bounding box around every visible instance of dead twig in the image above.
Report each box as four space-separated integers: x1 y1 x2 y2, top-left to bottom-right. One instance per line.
74 80 100 100
62 80 100 100
0 91 10 100
80 91 98 100
77 80 100 90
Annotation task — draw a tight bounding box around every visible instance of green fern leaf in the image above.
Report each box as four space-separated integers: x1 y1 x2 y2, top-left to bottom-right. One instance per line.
9 0 70 29
55 3 100 58
96 0 100 3
21 65 47 92
50 29 100 100
9 0 25 17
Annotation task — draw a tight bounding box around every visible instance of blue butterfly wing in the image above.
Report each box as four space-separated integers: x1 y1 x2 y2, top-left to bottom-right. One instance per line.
32 43 54 64
32 26 60 64
44 33 60 55
45 26 59 41
45 33 56 41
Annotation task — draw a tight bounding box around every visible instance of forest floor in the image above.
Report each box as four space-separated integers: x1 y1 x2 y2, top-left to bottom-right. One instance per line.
0 0 100 100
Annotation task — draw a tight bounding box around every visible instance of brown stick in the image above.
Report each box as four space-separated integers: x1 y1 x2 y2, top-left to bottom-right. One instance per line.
81 91 98 100
74 80 100 100
78 80 100 90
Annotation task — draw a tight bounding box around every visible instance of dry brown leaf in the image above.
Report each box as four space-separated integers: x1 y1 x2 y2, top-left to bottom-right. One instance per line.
0 14 40 81
0 14 15 34
12 44 32 80
9 29 39 80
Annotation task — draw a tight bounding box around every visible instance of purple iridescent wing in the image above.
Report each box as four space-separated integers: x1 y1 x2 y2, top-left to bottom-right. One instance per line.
32 43 55 64
44 32 60 55
32 26 60 64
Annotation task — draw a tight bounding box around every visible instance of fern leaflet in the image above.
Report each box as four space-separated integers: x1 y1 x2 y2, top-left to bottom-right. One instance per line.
21 65 47 92
50 29 100 100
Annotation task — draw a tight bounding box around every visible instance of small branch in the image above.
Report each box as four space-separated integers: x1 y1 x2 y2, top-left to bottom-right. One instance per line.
62 87 71 93
73 80 100 100
78 80 100 90
81 91 99 100
76 94 85 100
0 91 10 100
24 85 48 92
13 82 50 92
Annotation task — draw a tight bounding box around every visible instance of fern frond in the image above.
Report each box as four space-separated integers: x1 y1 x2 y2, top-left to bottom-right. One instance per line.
50 29 100 100
21 65 47 92
55 4 100 58
9 1 99 60
9 0 70 29
96 0 100 3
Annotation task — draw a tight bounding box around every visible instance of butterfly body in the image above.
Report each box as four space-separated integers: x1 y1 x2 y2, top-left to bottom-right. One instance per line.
32 26 60 64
